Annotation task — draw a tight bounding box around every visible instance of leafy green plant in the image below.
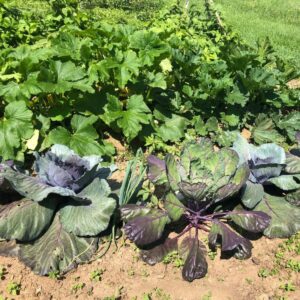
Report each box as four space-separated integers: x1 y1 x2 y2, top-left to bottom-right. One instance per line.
7 282 21 296
121 139 270 281
0 1 299 161
0 144 117 275
90 268 105 281
232 135 300 238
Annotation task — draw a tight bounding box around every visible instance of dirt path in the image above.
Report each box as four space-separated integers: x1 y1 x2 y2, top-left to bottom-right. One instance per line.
0 236 299 300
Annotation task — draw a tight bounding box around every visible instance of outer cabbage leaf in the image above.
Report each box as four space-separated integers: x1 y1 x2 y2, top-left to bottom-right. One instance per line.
19 215 98 275
164 192 185 221
60 178 116 236
268 175 300 191
240 181 264 209
123 208 170 246
179 236 208 282
228 210 271 233
209 222 252 259
0 198 56 241
255 195 300 238
147 155 167 185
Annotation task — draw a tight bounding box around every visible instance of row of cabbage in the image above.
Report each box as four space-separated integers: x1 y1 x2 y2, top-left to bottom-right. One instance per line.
0 134 299 281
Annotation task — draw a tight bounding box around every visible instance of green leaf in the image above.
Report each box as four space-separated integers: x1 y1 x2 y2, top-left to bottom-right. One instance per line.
147 72 167 89
19 215 99 275
164 192 185 221
0 198 57 242
116 95 151 142
0 101 33 159
155 114 188 142
256 195 300 238
268 175 300 191
37 60 93 93
285 153 300 174
285 190 300 207
60 178 116 236
46 115 112 156
240 181 265 209
277 112 300 142
114 50 140 88
252 115 284 145
165 154 180 192
129 30 168 66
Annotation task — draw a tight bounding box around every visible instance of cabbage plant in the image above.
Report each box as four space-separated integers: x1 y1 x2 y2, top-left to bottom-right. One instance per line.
121 140 271 282
0 145 117 275
232 135 300 238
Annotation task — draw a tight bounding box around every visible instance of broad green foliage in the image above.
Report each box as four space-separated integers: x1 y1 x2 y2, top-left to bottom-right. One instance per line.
232 135 300 238
0 145 117 275
0 1 299 160
122 140 270 282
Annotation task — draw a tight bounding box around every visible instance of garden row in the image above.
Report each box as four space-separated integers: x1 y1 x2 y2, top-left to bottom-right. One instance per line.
0 135 299 281
0 1 299 162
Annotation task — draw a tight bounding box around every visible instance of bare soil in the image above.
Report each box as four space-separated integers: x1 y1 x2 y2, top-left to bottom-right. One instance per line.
0 237 299 300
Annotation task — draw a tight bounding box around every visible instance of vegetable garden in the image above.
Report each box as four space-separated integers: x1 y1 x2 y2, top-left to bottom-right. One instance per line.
0 0 299 299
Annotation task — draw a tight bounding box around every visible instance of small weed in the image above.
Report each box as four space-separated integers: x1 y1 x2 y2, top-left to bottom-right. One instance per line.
7 282 21 296
162 251 184 268
142 294 152 300
154 288 171 300
127 268 135 276
141 269 150 277
48 270 61 280
286 259 300 272
71 282 85 293
90 269 105 281
208 249 217 261
202 291 212 300
258 268 270 278
245 278 253 284
279 282 296 292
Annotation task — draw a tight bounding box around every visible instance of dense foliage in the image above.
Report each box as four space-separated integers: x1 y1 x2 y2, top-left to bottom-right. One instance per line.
232 135 300 238
0 144 141 275
0 1 299 161
121 139 271 281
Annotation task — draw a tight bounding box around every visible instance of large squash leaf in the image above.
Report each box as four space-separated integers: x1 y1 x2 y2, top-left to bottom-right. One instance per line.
0 101 33 160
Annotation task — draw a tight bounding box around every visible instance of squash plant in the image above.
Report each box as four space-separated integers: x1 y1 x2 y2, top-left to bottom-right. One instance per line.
121 139 271 282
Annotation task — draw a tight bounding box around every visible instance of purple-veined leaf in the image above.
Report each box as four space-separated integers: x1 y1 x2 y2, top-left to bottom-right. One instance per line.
123 208 170 246
228 210 271 233
179 236 208 282
147 155 167 185
209 222 252 259
120 204 152 222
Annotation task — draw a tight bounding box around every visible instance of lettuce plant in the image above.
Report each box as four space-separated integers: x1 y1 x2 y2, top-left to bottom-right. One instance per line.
121 140 270 282
0 145 117 275
232 135 300 238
